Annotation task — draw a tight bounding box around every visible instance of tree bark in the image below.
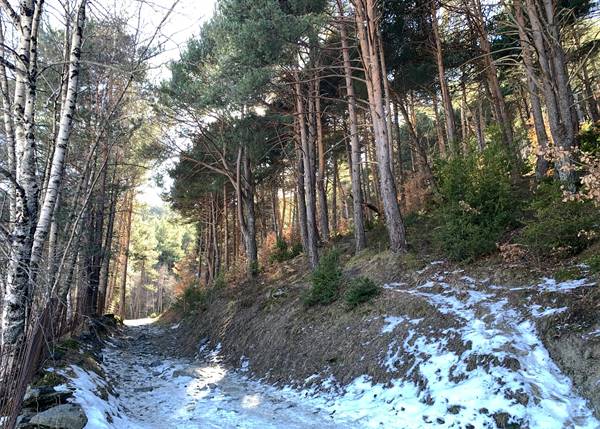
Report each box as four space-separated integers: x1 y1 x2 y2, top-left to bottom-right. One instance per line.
514 0 549 179
337 4 367 252
295 72 319 268
118 192 133 320
430 1 457 147
353 0 407 252
314 74 329 242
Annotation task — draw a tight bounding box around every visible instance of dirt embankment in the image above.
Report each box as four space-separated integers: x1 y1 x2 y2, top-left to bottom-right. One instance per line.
163 244 600 424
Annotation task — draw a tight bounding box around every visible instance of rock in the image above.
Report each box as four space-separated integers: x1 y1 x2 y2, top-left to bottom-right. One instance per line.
28 404 87 429
447 405 462 415
134 386 155 393
172 368 197 378
493 412 520 429
22 386 73 410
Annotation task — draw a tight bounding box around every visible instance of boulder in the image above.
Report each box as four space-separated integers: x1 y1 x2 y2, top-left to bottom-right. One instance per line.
22 386 73 410
28 404 87 429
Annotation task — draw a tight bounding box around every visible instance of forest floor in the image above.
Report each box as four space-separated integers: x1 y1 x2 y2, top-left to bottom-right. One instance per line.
41 263 600 429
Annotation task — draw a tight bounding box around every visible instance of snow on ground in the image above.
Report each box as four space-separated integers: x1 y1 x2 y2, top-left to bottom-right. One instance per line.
294 275 599 429
61 274 600 429
63 321 360 429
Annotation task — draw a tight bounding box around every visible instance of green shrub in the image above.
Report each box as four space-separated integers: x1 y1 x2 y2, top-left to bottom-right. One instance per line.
585 254 600 273
213 272 227 289
554 267 582 282
175 285 207 313
579 121 600 155
520 182 599 257
270 238 303 263
345 277 380 308
433 144 520 261
304 249 342 306
289 242 303 258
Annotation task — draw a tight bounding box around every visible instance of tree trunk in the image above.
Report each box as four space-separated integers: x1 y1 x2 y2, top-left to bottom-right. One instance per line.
353 0 407 253
469 0 513 150
514 0 549 179
118 192 133 320
295 73 319 268
314 75 329 241
523 0 576 190
30 1 87 272
337 5 367 252
430 0 457 147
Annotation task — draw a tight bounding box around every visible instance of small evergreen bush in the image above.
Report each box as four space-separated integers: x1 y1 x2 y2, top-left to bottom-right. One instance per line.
304 249 342 306
269 238 303 263
175 285 207 313
213 273 227 289
344 277 380 308
433 144 520 261
520 182 599 257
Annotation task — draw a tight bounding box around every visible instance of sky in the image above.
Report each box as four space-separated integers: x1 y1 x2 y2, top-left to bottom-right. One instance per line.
128 0 217 82
133 0 217 207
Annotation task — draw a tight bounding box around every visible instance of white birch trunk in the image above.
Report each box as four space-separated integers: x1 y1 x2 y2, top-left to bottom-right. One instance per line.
31 0 87 269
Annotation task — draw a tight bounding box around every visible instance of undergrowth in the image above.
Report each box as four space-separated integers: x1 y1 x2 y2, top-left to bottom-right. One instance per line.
304 248 342 306
344 277 380 308
520 181 599 258
269 238 303 263
433 143 520 261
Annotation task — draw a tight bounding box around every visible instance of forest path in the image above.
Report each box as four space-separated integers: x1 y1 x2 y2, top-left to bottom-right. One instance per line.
100 319 356 429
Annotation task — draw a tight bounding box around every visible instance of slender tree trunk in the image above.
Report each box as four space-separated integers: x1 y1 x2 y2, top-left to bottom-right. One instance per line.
431 90 447 157
337 5 367 252
223 185 229 270
30 1 87 272
430 0 457 147
353 0 407 252
242 145 258 275
469 0 513 150
118 192 133 320
523 0 576 190
514 0 549 179
295 73 319 267
295 129 309 252
314 75 329 241
97 185 116 315
0 16 16 224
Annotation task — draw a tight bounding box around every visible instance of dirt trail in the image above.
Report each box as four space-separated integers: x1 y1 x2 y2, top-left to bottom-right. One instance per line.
101 319 357 429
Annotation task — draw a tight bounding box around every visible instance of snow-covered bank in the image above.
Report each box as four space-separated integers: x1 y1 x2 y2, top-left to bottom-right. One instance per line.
54 273 600 429
284 276 600 428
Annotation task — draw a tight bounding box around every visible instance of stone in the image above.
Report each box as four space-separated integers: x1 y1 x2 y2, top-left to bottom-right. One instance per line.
28 404 87 429
22 386 73 410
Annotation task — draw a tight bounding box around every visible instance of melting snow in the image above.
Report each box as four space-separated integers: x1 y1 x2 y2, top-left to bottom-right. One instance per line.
537 277 595 293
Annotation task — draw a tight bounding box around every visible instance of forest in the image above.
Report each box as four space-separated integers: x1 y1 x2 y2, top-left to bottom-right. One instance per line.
0 0 599 427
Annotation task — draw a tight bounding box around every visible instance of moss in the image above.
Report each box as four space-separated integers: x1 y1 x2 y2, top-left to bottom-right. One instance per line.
33 371 67 388
58 338 80 350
